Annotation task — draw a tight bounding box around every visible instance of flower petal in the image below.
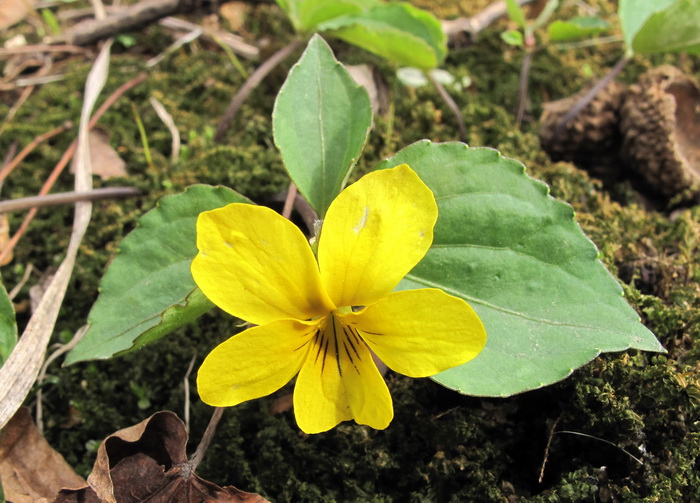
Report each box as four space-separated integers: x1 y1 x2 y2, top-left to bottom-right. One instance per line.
340 289 486 377
197 319 317 407
192 204 334 325
318 164 437 308
293 316 393 433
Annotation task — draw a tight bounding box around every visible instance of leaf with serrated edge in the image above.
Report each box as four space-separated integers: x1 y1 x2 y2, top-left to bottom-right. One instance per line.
273 34 372 218
376 141 664 397
65 185 250 364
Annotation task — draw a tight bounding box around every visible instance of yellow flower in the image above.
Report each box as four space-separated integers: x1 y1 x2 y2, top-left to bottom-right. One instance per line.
192 164 486 434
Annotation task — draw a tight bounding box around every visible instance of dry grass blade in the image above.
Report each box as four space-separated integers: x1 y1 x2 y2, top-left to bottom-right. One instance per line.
0 40 112 430
149 96 181 162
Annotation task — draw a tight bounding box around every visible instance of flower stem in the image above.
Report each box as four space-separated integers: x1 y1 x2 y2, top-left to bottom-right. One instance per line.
189 407 224 473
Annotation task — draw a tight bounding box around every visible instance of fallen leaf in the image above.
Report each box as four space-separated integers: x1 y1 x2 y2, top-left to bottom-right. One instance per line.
0 407 86 503
54 411 268 503
0 0 34 30
69 130 127 180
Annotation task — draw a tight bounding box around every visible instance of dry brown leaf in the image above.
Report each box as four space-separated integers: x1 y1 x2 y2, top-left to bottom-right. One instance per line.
0 0 34 30
54 411 269 503
68 130 127 180
0 407 86 503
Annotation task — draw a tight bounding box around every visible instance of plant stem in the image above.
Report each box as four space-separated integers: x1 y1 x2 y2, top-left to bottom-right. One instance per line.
282 182 298 220
189 407 225 473
553 55 630 137
515 50 533 128
428 72 467 142
214 39 304 143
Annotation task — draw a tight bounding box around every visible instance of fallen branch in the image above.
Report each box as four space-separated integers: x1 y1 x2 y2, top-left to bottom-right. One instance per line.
443 0 536 44
53 0 267 51
0 187 140 213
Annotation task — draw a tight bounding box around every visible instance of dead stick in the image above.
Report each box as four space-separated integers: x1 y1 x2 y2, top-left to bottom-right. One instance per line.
53 0 272 47
0 73 147 264
0 187 140 213
538 414 562 483
442 0 536 43
0 45 88 58
515 50 533 128
0 122 73 186
188 407 224 473
214 39 303 143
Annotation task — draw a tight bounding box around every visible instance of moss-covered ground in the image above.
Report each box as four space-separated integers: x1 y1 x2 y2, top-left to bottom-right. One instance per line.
1 1 699 501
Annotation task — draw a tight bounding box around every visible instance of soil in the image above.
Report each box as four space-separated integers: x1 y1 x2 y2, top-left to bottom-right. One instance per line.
1 1 699 502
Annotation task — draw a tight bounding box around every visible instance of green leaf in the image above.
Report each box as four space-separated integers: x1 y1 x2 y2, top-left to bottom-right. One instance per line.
65 185 250 365
504 0 527 28
276 0 379 32
547 16 610 42
618 0 676 53
318 2 447 69
501 29 524 47
0 283 17 366
376 141 664 397
532 0 560 30
272 34 372 218
631 0 700 54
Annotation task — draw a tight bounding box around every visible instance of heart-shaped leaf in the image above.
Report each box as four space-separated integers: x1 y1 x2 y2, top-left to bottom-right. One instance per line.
65 185 250 364
376 141 664 397
273 34 372 218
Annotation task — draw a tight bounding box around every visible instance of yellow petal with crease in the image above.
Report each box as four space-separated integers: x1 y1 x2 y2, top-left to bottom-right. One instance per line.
318 164 437 308
340 289 486 377
197 319 317 407
192 204 335 325
293 316 393 433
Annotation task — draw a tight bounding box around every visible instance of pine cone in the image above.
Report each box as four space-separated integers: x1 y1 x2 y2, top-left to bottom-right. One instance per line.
620 65 700 200
539 80 626 182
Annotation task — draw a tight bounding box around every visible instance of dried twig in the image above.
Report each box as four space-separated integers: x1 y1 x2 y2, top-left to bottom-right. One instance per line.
538 414 562 483
214 39 303 143
158 16 259 60
442 0 536 43
0 73 147 265
0 45 88 58
281 183 297 220
149 97 181 162
0 187 140 213
183 353 197 433
553 56 630 137
188 407 224 473
0 40 112 430
35 325 89 433
428 72 467 141
0 122 73 186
